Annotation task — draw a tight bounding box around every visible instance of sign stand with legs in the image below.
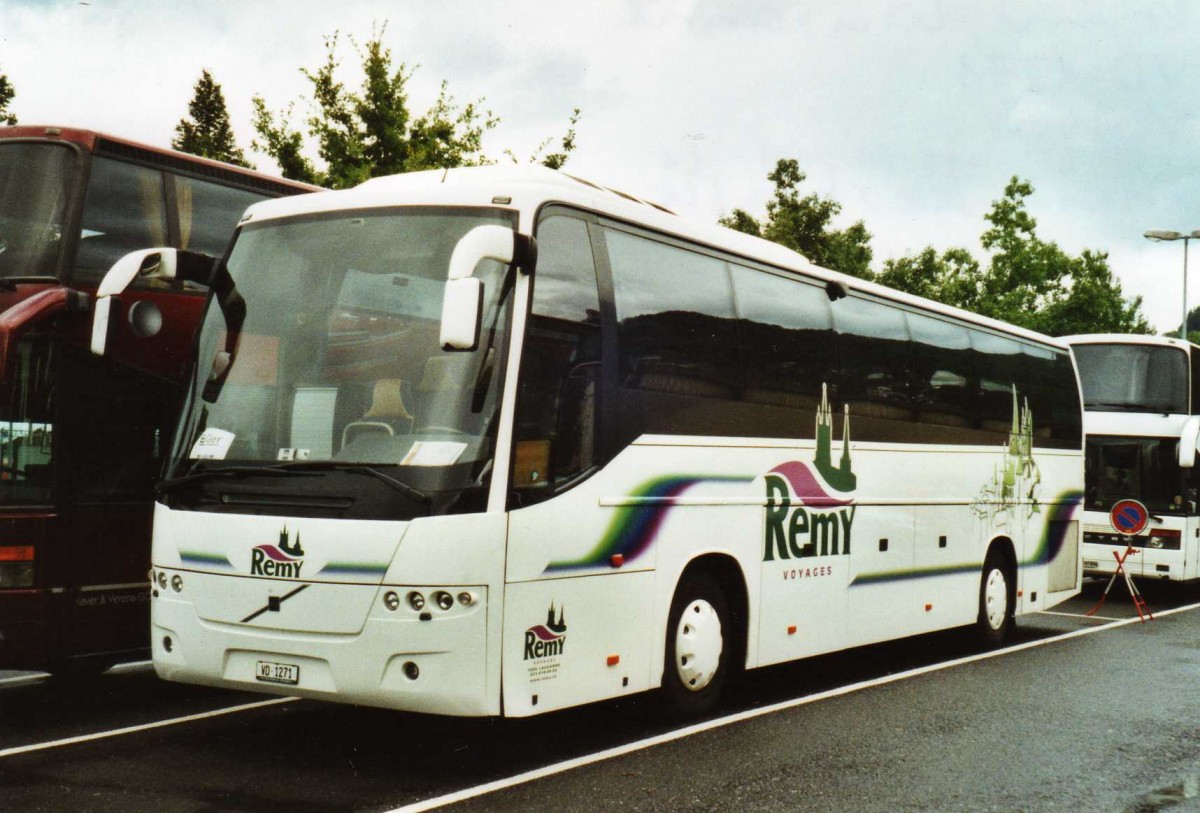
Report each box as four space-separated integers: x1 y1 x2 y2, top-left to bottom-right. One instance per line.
1086 498 1154 622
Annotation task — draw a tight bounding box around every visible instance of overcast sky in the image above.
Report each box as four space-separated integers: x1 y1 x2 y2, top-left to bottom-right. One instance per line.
3 0 1200 332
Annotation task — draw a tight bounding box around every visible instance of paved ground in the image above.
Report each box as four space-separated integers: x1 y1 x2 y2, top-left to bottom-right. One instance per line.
2 580 1197 812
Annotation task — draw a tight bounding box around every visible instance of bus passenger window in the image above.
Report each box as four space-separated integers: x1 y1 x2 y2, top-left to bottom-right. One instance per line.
511 215 601 505
75 158 168 283
173 175 266 260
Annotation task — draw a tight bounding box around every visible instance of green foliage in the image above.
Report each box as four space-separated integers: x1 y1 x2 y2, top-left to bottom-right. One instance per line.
0 69 16 126
172 70 251 168
720 159 873 279
253 26 579 188
1171 306 1200 339
877 178 1150 337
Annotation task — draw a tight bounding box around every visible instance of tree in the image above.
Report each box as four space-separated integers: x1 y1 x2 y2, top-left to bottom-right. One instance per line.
172 70 251 167
0 69 16 126
253 26 580 188
879 178 1150 337
720 159 873 279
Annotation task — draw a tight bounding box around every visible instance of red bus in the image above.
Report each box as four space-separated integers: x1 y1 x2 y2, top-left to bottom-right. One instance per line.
0 126 316 675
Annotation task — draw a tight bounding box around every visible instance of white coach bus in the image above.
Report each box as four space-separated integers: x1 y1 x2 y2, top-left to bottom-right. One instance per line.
95 166 1084 717
1065 334 1200 582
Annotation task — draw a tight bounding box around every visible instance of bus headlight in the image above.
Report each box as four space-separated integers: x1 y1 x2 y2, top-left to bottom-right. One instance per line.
407 591 425 611
157 571 168 590
383 591 400 611
457 591 475 607
434 591 454 611
170 575 183 593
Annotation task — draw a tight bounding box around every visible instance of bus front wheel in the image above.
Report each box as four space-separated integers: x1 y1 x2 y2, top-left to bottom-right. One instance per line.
662 571 730 718
976 551 1014 646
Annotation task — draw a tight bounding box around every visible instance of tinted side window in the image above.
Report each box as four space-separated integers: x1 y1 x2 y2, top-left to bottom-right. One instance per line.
608 228 738 397
732 266 835 437
175 175 266 258
75 157 168 283
1024 345 1082 446
906 312 973 427
832 296 913 427
606 227 740 440
512 215 602 505
971 330 1025 429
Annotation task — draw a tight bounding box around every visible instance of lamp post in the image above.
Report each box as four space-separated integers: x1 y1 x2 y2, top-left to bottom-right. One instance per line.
1145 229 1200 339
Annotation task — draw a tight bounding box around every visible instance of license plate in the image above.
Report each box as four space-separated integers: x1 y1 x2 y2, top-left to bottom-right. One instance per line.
1083 560 1099 569
255 660 300 685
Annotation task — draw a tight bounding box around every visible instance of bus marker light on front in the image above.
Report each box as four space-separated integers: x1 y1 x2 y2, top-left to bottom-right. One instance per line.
925 604 932 612
407 591 425 611
787 625 797 635
610 554 624 568
383 591 400 611
0 546 34 562
607 655 620 666
434 591 454 611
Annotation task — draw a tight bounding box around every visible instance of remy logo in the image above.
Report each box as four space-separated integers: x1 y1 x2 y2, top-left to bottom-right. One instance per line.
763 384 858 562
250 526 306 579
524 603 567 660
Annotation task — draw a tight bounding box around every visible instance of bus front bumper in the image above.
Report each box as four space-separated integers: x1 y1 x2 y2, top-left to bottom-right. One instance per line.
151 577 496 716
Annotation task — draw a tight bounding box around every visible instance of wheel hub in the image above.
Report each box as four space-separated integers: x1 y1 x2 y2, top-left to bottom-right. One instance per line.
983 567 1008 631
675 598 723 692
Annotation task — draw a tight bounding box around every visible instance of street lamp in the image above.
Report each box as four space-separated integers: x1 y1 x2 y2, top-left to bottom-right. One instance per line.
1145 229 1200 339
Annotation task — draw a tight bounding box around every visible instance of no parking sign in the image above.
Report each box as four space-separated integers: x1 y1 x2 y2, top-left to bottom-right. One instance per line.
1109 499 1149 536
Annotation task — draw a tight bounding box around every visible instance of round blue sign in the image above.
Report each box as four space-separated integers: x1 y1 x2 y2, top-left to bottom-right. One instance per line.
1110 499 1149 536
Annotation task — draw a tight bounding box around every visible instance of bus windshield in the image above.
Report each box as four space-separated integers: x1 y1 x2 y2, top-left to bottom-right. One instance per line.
1072 343 1188 413
0 142 75 280
168 208 516 517
1085 436 1194 515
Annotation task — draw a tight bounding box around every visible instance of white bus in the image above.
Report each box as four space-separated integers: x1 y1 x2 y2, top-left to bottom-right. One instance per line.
1065 334 1200 582
96 166 1084 717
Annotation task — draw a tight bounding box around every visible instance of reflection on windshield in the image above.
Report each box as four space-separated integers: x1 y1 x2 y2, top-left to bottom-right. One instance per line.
171 208 516 509
1086 436 1194 515
0 143 74 279
1072 344 1188 413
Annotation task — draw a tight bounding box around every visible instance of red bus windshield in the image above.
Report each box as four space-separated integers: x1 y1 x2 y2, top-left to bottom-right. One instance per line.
0 142 75 280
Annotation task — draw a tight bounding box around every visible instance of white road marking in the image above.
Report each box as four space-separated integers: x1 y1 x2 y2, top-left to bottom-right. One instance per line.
385 600 1200 813
0 697 297 759
0 660 153 687
1037 610 1123 621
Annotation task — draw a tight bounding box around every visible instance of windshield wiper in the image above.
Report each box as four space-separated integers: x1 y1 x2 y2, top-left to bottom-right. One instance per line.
158 460 431 504
157 464 324 494
259 460 431 504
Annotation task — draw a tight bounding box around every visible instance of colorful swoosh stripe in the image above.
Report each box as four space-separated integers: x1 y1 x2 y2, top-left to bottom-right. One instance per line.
544 474 754 573
527 624 565 642
314 561 390 578
769 461 853 506
253 544 301 563
179 551 234 570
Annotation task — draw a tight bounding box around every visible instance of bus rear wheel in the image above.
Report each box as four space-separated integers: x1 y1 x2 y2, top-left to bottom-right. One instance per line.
662 572 730 718
976 551 1014 646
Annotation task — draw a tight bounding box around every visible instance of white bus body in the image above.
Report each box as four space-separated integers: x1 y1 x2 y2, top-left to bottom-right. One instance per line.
130 166 1084 717
1065 334 1200 582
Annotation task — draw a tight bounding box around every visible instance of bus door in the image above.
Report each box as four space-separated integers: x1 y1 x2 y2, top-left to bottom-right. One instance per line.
50 346 173 663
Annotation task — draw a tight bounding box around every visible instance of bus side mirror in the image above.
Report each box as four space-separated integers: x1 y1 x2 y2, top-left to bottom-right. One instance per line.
1180 416 1200 468
440 277 483 350
440 226 535 351
90 248 214 356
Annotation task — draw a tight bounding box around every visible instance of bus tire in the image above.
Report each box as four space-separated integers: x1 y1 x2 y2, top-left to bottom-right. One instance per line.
976 550 1014 646
662 571 730 718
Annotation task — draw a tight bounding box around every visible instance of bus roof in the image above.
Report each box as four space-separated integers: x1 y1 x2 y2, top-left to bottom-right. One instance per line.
0 124 321 195
240 163 1069 351
1062 333 1198 351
